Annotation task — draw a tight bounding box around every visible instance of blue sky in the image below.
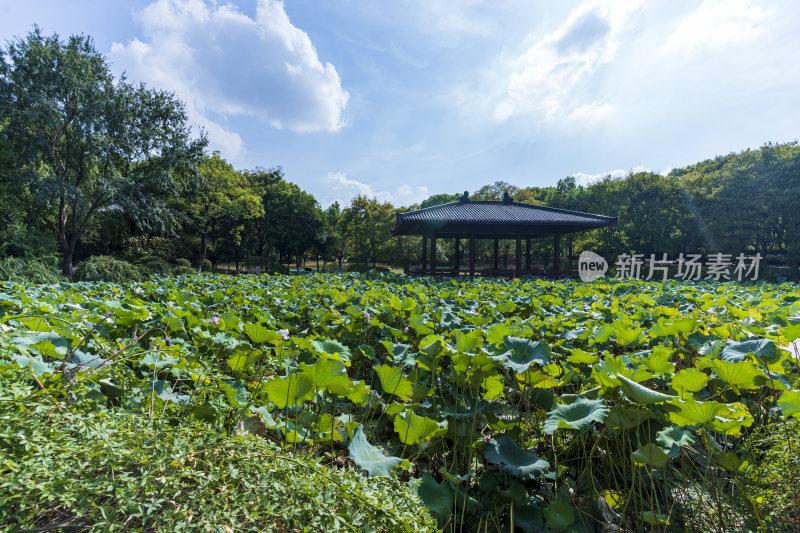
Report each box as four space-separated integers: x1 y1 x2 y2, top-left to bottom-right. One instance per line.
2 0 799 207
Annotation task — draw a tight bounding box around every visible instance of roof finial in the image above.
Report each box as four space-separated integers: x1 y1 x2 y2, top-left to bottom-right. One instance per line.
502 191 512 203
459 191 469 202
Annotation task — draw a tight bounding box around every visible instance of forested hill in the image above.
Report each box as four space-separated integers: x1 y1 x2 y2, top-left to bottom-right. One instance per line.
523 142 800 266
1 29 798 279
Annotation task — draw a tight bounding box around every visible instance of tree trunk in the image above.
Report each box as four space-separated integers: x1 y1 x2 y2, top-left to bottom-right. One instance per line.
197 231 208 273
60 245 74 277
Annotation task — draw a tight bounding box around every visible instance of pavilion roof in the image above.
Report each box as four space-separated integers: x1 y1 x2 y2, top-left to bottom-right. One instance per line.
392 195 617 237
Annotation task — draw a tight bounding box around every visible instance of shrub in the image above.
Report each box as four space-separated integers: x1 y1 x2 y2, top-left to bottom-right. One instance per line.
172 266 195 276
175 258 192 268
0 372 437 532
202 258 213 272
133 255 173 274
0 257 66 284
740 419 800 531
73 256 148 283
121 235 175 261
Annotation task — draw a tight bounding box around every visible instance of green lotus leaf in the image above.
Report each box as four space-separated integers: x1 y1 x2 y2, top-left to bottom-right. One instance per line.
713 452 744 472
8 354 56 375
543 499 575 531
543 397 609 434
642 347 676 375
614 327 645 346
153 380 191 404
416 474 455 526
616 373 675 405
607 406 658 429
784 324 800 342
631 443 670 467
390 295 417 312
346 380 370 405
243 323 280 345
226 349 263 372
710 359 764 390
394 411 447 445
567 348 598 365
484 434 549 481
348 426 403 477
492 336 552 373
310 339 352 363
419 336 444 357
482 372 505 400
778 390 800 418
514 502 545 533
375 365 414 401
452 329 483 353
665 398 728 427
656 425 695 457
640 511 669 525
650 318 698 337
706 413 754 435
264 373 315 408
721 338 777 363
670 368 709 396
299 358 353 396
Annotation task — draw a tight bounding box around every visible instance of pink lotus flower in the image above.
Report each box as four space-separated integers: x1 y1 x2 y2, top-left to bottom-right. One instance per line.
279 329 290 340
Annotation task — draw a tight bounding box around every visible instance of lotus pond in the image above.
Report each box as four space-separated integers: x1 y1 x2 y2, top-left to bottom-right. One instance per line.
2 273 799 531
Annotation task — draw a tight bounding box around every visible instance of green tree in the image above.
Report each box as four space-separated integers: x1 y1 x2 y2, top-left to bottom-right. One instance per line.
342 196 395 266
0 29 205 275
183 153 263 272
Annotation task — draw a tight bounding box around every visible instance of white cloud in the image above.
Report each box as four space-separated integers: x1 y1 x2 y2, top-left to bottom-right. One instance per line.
492 0 644 123
110 0 349 157
322 172 428 208
570 165 653 186
665 0 769 51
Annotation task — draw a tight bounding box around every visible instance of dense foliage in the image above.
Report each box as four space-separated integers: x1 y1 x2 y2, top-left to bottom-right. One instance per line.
2 273 799 531
0 372 435 532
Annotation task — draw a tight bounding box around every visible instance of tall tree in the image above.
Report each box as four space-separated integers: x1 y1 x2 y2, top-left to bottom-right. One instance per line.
0 28 205 275
342 196 395 266
183 153 263 272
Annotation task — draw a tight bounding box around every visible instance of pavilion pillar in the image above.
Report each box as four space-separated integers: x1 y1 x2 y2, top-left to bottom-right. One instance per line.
430 234 437 275
469 234 475 277
554 232 561 272
453 237 460 274
421 235 427 273
493 238 499 271
525 238 531 272
515 236 522 274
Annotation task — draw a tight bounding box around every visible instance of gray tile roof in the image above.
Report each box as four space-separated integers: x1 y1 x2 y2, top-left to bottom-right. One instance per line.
393 199 617 236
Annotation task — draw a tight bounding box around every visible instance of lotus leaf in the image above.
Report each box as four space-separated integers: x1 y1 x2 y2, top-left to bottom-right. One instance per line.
394 411 447 445
492 336 552 373
543 397 609 434
631 443 670 467
484 434 549 481
348 426 403 477
543 499 575 531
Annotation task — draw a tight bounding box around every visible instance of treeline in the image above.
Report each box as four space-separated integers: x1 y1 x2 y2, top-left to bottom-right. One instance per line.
1 29 798 280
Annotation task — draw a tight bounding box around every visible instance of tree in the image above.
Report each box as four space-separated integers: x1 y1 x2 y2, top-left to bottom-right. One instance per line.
252 179 324 269
183 153 263 272
420 193 460 208
0 28 205 275
342 196 395 266
322 202 346 269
